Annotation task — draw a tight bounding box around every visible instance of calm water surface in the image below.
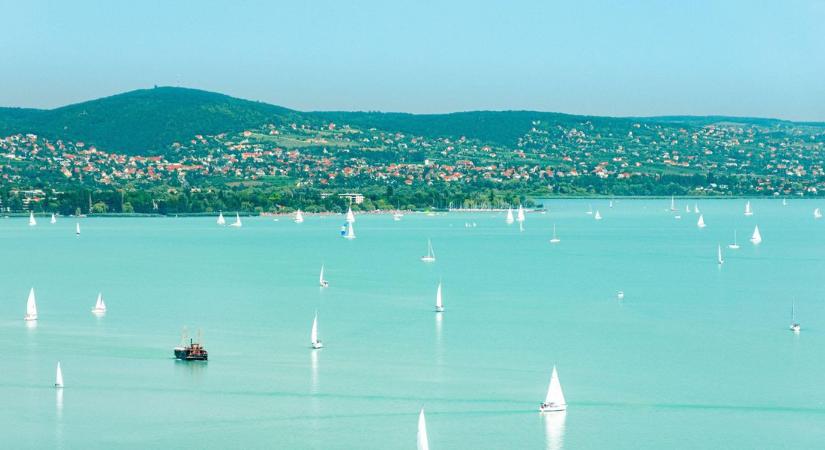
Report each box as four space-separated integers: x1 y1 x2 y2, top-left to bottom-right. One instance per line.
1 199 824 449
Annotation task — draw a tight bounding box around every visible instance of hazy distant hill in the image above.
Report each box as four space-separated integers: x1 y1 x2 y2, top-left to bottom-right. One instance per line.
1 86 822 155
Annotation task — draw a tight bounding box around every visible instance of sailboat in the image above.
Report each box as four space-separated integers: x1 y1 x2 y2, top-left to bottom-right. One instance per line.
28 211 37 226
594 210 602 220
609 199 614 208
782 198 788 206
393 211 404 221
517 205 526 223
75 222 81 235
549 224 560 244
91 292 107 315
55 362 64 388
717 244 724 265
814 208 822 219
728 230 740 249
669 195 677 211
24 288 38 321
539 366 567 412
744 201 753 216
216 211 226 225
417 409 430 450
294 209 304 223
346 207 355 224
421 239 436 262
506 207 515 224
685 204 690 214
586 204 593 215
694 203 700 214
50 213 57 224
319 265 329 288
697 214 706 228
230 213 242 227
435 282 444 312
790 300 801 333
750 225 762 244
310 312 323 349
343 221 356 239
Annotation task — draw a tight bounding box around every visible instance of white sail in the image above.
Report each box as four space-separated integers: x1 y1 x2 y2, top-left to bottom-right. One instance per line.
421 239 435 261
670 196 676 211
609 200 614 208
25 288 38 321
295 209 304 223
344 222 356 239
717 244 723 265
586 204 593 215
744 201 753 216
92 292 107 314
29 211 37 226
542 366 567 411
506 208 514 224
697 214 706 228
750 225 762 244
217 211 226 225
517 205 526 223
346 207 355 223
50 213 57 224
694 203 699 214
728 230 739 249
594 210 602 220
319 265 328 287
435 283 444 312
417 409 430 450
814 208 822 219
310 312 322 348
75 222 81 235
55 362 64 388
230 213 242 227
685 204 690 213
550 224 560 243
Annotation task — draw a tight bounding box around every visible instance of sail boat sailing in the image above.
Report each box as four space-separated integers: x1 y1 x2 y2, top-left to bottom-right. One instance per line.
50 213 57 224
728 230 740 249
345 207 355 224
417 409 430 450
435 282 444 312
517 205 526 223
55 362 64 388
750 225 762 244
76 222 81 235
539 366 567 412
815 208 822 219
216 211 226 225
230 213 242 227
744 201 754 216
24 288 38 321
506 207 515 224
594 210 602 220
310 312 323 349
549 224 560 244
319 265 329 288
669 196 676 212
294 209 304 223
28 211 37 226
694 203 700 214
790 300 801 333
421 239 436 262
717 244 724 265
91 292 107 315
342 221 356 239
697 214 706 228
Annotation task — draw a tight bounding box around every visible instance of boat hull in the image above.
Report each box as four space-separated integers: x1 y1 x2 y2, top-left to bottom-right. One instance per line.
24 314 37 321
174 347 208 361
421 257 435 263
540 403 566 412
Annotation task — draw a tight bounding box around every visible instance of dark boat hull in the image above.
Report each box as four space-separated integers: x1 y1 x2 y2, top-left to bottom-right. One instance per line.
174 347 208 361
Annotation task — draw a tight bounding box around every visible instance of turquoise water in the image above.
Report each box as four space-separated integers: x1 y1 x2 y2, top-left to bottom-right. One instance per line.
1 199 825 449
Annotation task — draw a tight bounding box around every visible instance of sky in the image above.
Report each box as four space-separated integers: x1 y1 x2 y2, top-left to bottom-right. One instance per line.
1 0 824 120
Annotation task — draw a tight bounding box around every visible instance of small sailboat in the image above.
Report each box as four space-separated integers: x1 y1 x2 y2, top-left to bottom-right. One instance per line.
717 244 724 265
674 215 682 220
294 209 304 223
50 213 57 224
91 292 107 315
539 366 567 412
750 225 762 244
506 207 515 224
694 203 699 214
594 210 602 220
55 362 64 388
609 199 614 208
319 265 329 288
230 213 242 227
343 221 356 239
669 195 676 212
782 198 787 206
216 211 226 225
24 288 38 321
435 282 444 312
421 239 436 262
728 230 740 249
310 312 323 349
517 205 526 223
586 204 593 215
790 300 800 333
75 222 81 235
345 207 355 224
417 409 430 450
744 201 753 216
393 211 404 221
814 208 822 219
549 224 560 244
697 214 706 228
29 211 37 226
685 204 690 214
617 291 624 300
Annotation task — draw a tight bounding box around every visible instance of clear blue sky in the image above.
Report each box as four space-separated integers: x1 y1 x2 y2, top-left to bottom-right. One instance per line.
1 0 823 120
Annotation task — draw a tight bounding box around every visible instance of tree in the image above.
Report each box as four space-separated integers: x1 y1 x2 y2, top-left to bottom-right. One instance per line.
91 201 108 214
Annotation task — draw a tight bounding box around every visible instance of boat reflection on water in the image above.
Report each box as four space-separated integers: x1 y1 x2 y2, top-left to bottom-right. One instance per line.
543 411 567 450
